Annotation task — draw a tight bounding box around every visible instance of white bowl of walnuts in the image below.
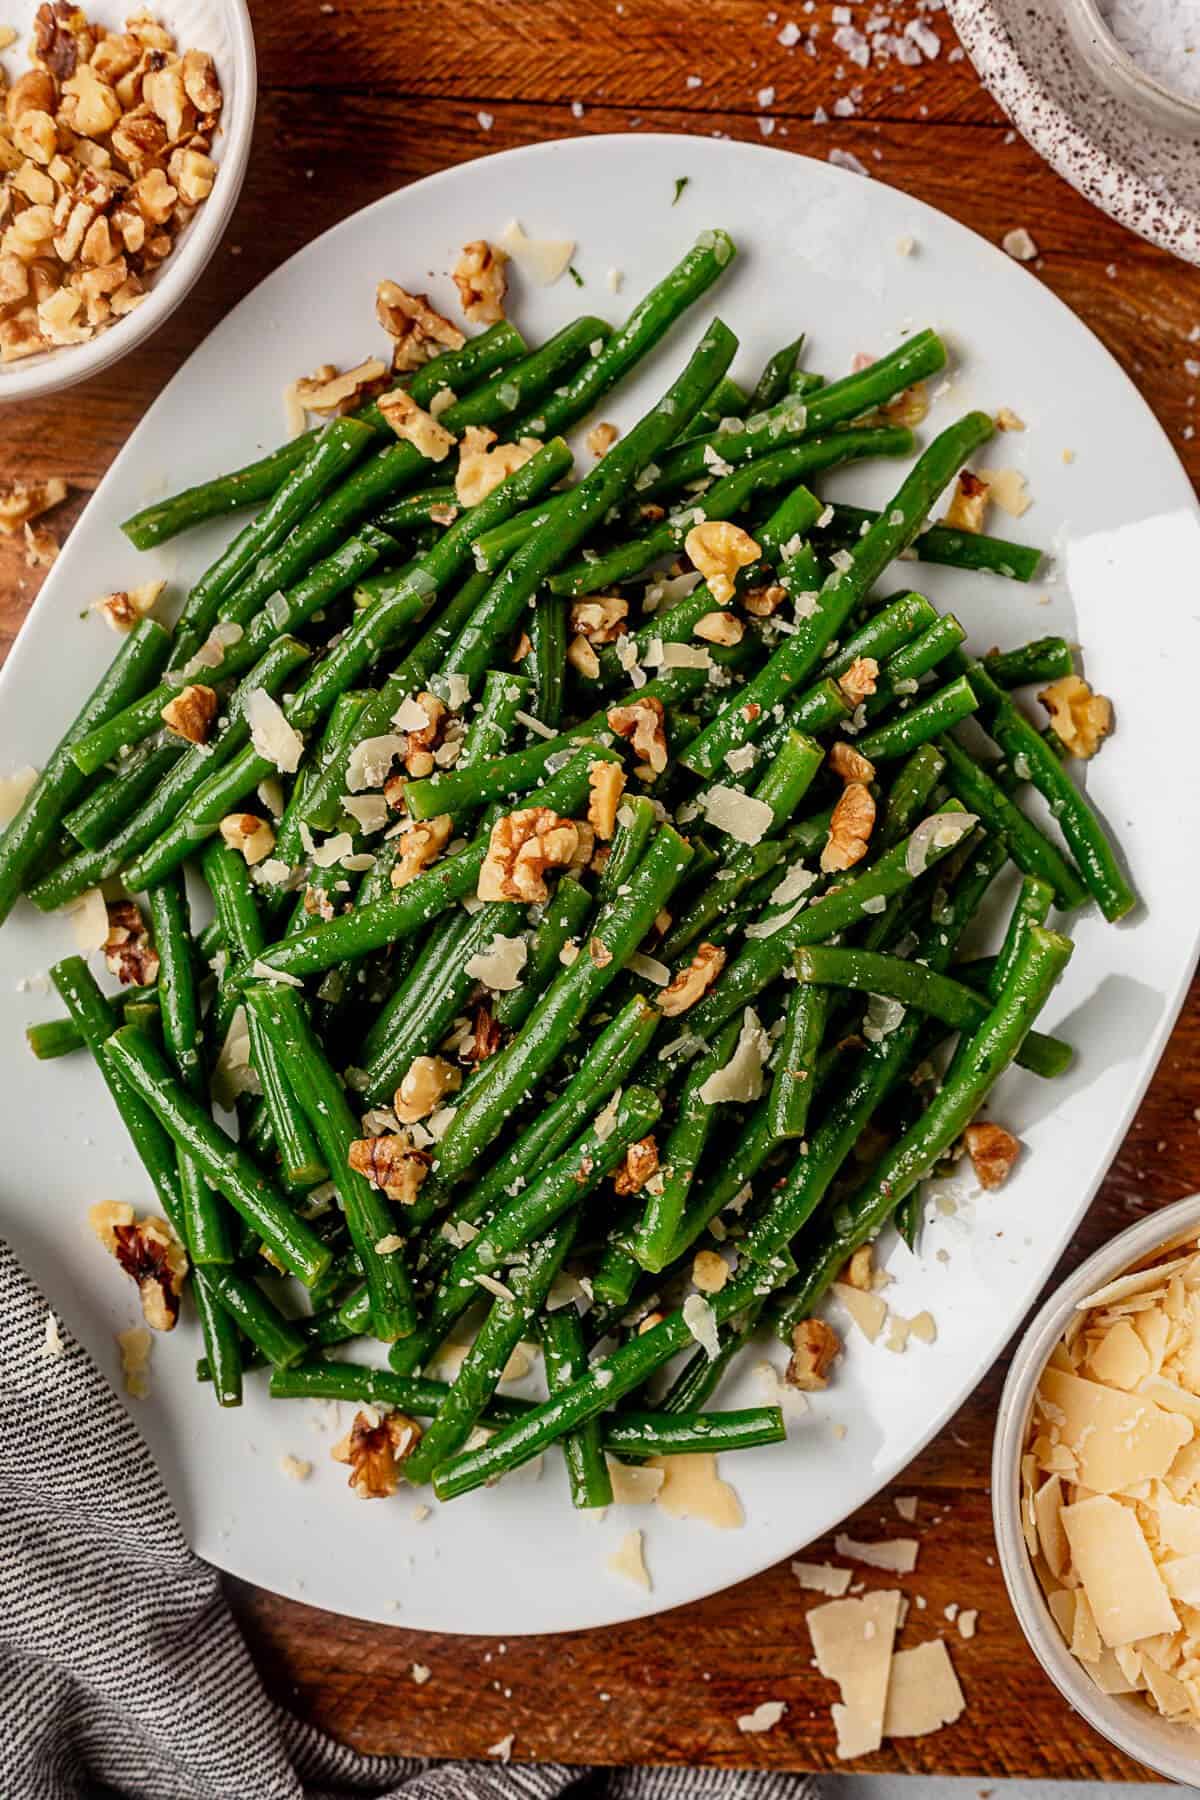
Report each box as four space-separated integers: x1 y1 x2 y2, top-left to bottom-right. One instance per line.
0 0 255 402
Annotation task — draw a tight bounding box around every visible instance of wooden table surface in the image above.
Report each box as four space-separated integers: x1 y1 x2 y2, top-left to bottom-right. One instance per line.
4 0 1198 1778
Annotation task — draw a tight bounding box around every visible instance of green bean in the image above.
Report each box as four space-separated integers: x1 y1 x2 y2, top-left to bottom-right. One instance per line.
989 874 1054 996
877 745 947 851
450 314 613 432
0 619 170 926
817 593 937 683
681 411 996 779
515 230 737 439
273 692 371 868
767 982 827 1140
595 794 658 907
664 1099 777 1265
541 1309 614 1508
777 926 1073 1329
432 823 693 1184
750 333 807 411
965 661 1135 922
28 634 310 912
119 322 526 550
937 734 1089 911
632 1019 738 1272
372 486 458 534
242 983 416 1339
549 428 914 599
985 638 1074 686
815 500 1044 582
459 667 535 772
62 740 184 846
686 374 751 437
147 875 234 1266
404 1218 578 1485
529 592 568 728
853 673 979 761
26 984 160 1060
442 320 739 689
493 876 592 1031
269 1359 533 1427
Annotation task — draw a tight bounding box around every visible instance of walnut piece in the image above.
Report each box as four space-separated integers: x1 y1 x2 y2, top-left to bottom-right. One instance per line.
347 1132 432 1205
460 1000 503 1066
294 359 388 417
963 1120 1021 1190
378 387 456 462
586 420 619 457
23 520 58 567
454 424 541 506
587 761 625 840
838 656 879 706
569 594 627 645
942 468 990 534
89 1200 187 1332
827 741 875 785
92 577 165 632
394 1054 461 1125
1038 674 1112 760
0 476 67 534
332 1409 422 1498
160 681 216 745
684 519 760 606
375 279 464 372
566 635 600 680
613 1135 659 1196
693 610 744 646
786 1318 841 1390
453 239 508 324
840 1244 875 1290
742 582 787 619
401 691 447 778
821 780 875 873
477 806 580 904
607 695 667 775
390 814 453 888
103 897 158 985
219 812 276 866
656 941 725 1017
692 1249 729 1294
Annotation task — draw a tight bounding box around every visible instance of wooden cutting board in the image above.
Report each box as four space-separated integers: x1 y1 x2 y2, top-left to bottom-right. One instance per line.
3 0 1196 1775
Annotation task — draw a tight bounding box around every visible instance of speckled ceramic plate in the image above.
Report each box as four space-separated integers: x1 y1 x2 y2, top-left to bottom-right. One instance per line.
3 134 1200 1639
947 0 1200 265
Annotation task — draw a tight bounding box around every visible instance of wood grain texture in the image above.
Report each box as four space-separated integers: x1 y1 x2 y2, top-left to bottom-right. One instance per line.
3 0 1198 1776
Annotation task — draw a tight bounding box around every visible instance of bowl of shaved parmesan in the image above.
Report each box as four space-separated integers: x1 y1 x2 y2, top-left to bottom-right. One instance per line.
994 1192 1200 1780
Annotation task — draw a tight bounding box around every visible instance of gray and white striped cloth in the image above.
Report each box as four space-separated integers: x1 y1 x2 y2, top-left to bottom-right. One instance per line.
0 1240 818 1800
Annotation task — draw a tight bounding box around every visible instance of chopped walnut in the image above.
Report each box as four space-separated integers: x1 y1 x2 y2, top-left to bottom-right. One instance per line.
391 814 453 887
103 898 158 985
460 1000 503 1065
92 577 165 632
566 635 600 680
742 583 787 619
841 1244 875 1290
89 1200 187 1332
657 941 725 1017
375 279 465 372
348 1132 431 1205
393 1054 461 1124
453 239 508 324
994 406 1026 432
613 1135 659 1196
1038 674 1112 759
160 682 216 745
821 781 875 873
827 741 875 785
567 818 597 877
684 520 760 606
512 631 533 665
454 424 542 506
586 420 619 457
878 381 929 429
377 387 456 462
692 1249 730 1294
693 610 744 646
587 761 625 840
588 934 613 968
838 657 878 706
219 812 276 867
0 476 67 534
963 1120 1021 1190
332 1409 422 1498
942 468 990 534
569 594 628 645
402 691 447 778
181 47 222 112
294 358 388 418
23 520 58 567
786 1318 841 1390
477 806 580 904
607 696 667 775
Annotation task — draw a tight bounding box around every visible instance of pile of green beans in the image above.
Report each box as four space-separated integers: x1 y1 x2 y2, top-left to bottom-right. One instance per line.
7 237 1131 1515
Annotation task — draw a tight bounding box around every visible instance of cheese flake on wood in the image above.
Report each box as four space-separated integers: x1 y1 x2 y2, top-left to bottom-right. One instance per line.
791 1560 852 1597
834 1532 918 1574
807 1589 901 1760
1060 1495 1180 1646
882 1639 965 1739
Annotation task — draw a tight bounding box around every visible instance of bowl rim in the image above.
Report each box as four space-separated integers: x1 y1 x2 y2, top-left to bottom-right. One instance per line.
1058 0 1200 133
0 0 257 404
992 1188 1200 1784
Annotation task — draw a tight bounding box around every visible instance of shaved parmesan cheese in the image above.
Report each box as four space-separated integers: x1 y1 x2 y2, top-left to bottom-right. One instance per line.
698 782 775 846
0 764 38 825
957 1609 978 1640
882 1640 965 1738
981 466 1031 517
1037 1366 1191 1492
64 886 108 952
651 1452 743 1529
1087 1317 1150 1390
1060 1495 1180 1646
341 793 389 834
807 1589 901 1760
607 1528 651 1589
308 830 354 869
249 959 305 988
627 951 670 986
834 1533 919 1574
792 1561 852 1597
607 1457 665 1505
698 1007 769 1104
832 1281 887 1343
894 1496 918 1523
487 1733 515 1762
247 688 304 773
1033 1474 1070 1580
212 1005 261 1109
737 1701 786 1734
502 218 575 285
465 932 528 992
392 695 432 732
769 863 818 907
682 1292 719 1360
345 734 406 792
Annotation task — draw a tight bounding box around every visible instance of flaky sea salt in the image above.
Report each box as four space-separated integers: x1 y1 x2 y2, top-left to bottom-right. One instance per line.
1100 0 1200 100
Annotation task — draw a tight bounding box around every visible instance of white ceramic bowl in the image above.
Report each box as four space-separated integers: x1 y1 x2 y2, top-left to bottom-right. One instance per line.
993 1191 1200 1783
0 0 255 404
1058 0 1200 136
